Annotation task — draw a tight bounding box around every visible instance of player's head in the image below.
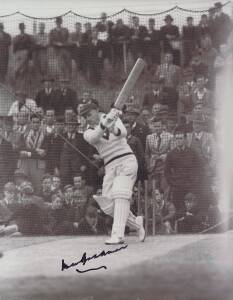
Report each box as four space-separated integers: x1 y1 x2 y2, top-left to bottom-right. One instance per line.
79 102 100 126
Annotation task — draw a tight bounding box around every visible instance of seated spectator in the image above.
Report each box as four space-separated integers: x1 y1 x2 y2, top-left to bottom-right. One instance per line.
0 182 19 237
76 205 108 235
13 169 29 191
176 192 206 233
38 174 53 202
73 174 89 221
151 188 176 234
155 52 181 89
8 90 37 120
160 15 181 65
17 114 51 192
13 181 48 235
191 74 213 109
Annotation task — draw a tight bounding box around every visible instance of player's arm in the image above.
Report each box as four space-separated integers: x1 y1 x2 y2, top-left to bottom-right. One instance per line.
83 126 105 145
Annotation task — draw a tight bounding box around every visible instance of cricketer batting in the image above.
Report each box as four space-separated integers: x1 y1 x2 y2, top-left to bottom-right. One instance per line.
80 102 146 245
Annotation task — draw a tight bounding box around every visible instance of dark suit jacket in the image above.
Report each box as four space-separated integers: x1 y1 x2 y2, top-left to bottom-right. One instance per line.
35 88 60 113
57 88 77 113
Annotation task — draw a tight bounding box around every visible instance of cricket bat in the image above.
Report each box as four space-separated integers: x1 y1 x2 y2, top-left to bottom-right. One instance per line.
114 58 146 109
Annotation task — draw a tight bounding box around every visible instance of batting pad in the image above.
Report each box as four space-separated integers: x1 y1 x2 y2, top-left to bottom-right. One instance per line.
111 198 130 238
112 176 133 200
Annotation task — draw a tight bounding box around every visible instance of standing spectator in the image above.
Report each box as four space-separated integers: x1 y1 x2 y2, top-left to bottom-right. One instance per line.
87 29 104 85
129 16 147 62
0 23 11 83
80 22 92 77
8 90 37 120
57 78 77 112
33 22 49 79
123 118 146 182
60 117 89 186
111 19 130 68
70 22 82 72
145 117 172 189
35 78 59 113
155 52 181 89
12 23 34 84
124 105 150 150
0 122 17 190
182 17 199 67
49 17 71 80
198 14 212 40
212 2 232 50
17 114 50 192
160 15 180 65
164 126 204 218
46 116 64 175
44 109 55 135
143 18 161 66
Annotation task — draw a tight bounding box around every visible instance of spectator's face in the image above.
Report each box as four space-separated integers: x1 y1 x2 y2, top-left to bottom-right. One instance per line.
82 92 91 102
86 213 97 227
85 109 99 126
175 133 185 148
54 122 64 134
193 122 203 133
65 110 75 122
64 188 74 202
125 113 137 125
196 77 205 89
45 110 55 125
101 12 107 21
52 177 61 190
17 112 28 125
52 195 63 209
35 107 44 119
19 23 25 32
152 121 163 135
31 117 41 131
141 109 150 124
154 189 164 207
148 21 154 30
152 103 161 116
4 189 16 202
73 176 82 189
193 104 204 114
185 197 196 212
164 53 173 64
42 178 52 192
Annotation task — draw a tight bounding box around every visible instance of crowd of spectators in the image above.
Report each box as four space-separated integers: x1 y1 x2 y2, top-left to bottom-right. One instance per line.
0 2 231 237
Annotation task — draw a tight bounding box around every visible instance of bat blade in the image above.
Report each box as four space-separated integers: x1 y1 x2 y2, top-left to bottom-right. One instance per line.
114 58 146 110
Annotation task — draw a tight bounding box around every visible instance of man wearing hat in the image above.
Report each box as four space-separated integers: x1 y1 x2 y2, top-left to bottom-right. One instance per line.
129 16 147 62
143 18 161 65
59 115 89 186
182 16 199 67
49 16 71 80
8 90 37 119
57 78 77 113
165 126 204 218
35 77 59 113
124 104 150 150
0 23 11 83
160 15 180 65
212 2 232 49
80 102 145 244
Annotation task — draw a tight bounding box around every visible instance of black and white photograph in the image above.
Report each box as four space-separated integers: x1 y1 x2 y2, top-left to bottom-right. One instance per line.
0 0 233 299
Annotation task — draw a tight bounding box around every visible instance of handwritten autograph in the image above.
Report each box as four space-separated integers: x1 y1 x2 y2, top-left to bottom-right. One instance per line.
61 244 128 273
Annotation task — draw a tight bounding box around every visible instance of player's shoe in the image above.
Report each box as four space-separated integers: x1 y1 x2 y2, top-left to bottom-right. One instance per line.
105 236 125 245
136 216 146 242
